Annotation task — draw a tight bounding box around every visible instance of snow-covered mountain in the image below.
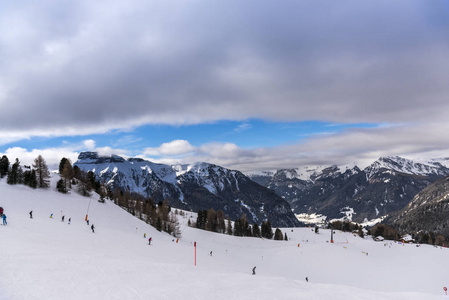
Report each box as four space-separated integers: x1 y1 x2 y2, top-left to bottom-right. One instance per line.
249 156 449 223
0 176 447 299
74 152 300 227
364 156 449 179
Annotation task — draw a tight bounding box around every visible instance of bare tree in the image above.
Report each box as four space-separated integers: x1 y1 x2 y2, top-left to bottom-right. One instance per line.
33 155 50 188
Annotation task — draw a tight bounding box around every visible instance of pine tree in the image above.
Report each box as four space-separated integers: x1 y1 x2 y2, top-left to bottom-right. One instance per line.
196 210 207 230
261 220 273 239
226 217 233 235
216 210 226 233
59 157 68 174
23 167 37 188
73 165 81 180
358 226 364 238
156 215 162 231
0 155 9 178
170 212 182 238
240 214 250 237
33 155 50 188
274 228 283 240
77 171 92 196
57 178 67 193
135 200 142 218
61 159 74 190
206 208 217 232
233 218 242 237
252 223 261 237
7 158 22 185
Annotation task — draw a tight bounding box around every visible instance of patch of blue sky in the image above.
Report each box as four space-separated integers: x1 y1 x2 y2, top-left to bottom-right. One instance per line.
1 120 379 154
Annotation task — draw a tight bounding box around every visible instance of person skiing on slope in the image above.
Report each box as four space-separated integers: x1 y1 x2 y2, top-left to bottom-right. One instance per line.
2 214 7 225
61 215 65 222
91 224 95 233
29 211 33 219
50 213 53 218
148 237 152 245
252 266 256 275
68 218 71 225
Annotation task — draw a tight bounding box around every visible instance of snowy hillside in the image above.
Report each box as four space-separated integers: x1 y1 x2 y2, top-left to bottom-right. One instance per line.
0 176 448 299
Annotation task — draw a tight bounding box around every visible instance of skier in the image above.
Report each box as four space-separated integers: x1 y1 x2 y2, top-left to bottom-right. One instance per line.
2 214 7 225
29 210 33 219
68 218 71 225
87 219 89 225
61 215 65 222
0 207 3 217
148 237 152 245
91 224 95 233
50 213 53 218
252 266 256 275
144 233 146 238
306 277 309 282
210 251 213 256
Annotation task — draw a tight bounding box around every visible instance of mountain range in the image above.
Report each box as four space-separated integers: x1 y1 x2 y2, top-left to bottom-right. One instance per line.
248 156 449 224
74 152 300 227
75 152 449 232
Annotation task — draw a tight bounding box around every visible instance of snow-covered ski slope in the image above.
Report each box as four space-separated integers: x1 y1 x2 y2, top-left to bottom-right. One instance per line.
0 177 448 300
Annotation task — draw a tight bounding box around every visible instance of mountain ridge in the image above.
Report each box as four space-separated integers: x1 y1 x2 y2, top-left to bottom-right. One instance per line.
248 156 449 223
74 152 300 227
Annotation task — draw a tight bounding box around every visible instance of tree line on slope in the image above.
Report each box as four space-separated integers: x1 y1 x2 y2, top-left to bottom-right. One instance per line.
0 154 50 189
57 157 182 238
193 208 287 241
328 219 448 247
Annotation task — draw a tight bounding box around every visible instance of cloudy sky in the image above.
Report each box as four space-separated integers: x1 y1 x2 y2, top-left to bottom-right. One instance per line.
1 0 449 172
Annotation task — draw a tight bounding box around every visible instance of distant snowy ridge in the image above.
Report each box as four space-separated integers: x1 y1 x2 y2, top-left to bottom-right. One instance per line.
248 156 449 184
364 156 449 179
249 156 449 224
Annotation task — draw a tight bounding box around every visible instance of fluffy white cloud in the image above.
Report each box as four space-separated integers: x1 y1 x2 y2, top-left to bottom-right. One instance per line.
83 139 96 150
2 147 79 170
3 121 449 173
144 140 195 156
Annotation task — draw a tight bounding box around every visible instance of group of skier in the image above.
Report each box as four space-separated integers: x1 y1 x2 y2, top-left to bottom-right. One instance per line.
0 207 95 233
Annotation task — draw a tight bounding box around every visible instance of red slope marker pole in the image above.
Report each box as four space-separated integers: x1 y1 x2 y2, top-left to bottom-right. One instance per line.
194 242 197 266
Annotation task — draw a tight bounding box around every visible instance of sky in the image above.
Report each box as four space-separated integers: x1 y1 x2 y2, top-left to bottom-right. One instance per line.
1 0 449 172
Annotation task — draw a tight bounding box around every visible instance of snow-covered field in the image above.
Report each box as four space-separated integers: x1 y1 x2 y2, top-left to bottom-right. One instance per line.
1 177 448 299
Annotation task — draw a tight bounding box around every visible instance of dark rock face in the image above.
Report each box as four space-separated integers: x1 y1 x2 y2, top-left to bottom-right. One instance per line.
386 176 449 236
75 152 300 227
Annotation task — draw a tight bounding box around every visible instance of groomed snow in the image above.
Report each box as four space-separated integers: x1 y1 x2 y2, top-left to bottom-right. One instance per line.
0 176 448 300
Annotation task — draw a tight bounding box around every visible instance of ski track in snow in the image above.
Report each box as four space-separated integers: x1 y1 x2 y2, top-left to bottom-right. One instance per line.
0 176 448 300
